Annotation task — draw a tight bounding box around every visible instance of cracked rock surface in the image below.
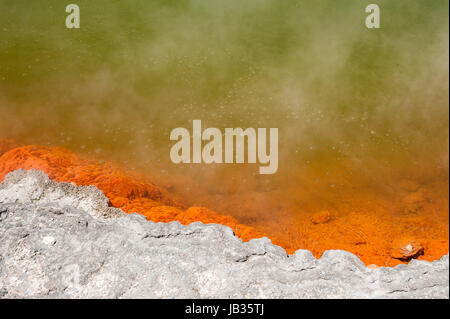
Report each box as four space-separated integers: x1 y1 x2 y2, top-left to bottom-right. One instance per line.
0 169 448 298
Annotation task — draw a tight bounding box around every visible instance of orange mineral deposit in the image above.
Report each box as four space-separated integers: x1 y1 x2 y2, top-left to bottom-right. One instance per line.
311 210 332 224
0 143 448 267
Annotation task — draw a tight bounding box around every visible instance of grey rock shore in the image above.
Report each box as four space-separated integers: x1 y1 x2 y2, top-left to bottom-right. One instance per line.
0 169 448 298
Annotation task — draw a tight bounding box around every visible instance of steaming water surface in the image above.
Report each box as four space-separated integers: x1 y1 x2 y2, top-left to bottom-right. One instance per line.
1 0 448 265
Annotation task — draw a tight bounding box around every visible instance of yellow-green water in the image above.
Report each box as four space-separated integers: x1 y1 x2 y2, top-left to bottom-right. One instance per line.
1 0 448 204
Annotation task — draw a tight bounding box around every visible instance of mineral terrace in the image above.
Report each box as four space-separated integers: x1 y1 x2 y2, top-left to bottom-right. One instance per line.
0 169 448 298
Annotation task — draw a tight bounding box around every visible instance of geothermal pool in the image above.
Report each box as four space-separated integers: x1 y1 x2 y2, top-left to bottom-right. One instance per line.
1 1 449 267
0 142 448 266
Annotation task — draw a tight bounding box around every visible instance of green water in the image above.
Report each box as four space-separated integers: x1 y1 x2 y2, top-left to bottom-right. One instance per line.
0 1 448 201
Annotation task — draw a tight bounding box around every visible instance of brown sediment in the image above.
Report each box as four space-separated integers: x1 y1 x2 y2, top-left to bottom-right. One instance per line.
390 239 424 262
0 142 448 267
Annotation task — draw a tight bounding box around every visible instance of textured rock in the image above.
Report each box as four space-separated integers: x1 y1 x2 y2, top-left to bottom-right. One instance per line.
0 169 448 298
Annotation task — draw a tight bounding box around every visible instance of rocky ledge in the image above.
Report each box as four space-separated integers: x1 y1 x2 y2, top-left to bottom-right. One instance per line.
0 169 448 298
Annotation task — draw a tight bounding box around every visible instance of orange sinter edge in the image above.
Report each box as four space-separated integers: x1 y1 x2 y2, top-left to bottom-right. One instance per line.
0 143 448 267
